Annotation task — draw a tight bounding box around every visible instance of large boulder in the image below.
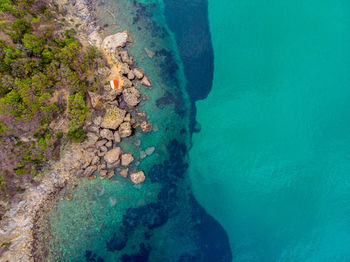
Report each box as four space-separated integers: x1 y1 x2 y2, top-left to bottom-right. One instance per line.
104 147 121 164
101 107 126 130
114 131 121 143
130 171 145 184
119 168 129 178
123 87 141 107
100 128 114 140
119 122 132 138
83 132 99 148
141 76 152 87
133 68 144 79
121 153 134 166
102 32 128 53
88 91 101 108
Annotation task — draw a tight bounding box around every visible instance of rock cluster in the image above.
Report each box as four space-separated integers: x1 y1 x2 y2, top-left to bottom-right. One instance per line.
79 32 156 185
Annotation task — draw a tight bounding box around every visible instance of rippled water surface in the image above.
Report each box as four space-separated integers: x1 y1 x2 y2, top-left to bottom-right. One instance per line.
190 0 350 261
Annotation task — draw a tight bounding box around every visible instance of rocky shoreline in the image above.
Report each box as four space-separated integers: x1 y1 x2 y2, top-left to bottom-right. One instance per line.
0 0 154 260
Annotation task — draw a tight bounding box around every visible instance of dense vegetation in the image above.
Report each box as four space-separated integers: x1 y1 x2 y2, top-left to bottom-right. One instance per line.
0 0 106 216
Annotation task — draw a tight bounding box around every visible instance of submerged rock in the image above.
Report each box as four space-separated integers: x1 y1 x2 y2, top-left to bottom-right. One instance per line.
130 171 145 184
104 147 121 164
119 168 129 178
101 107 126 130
140 121 152 132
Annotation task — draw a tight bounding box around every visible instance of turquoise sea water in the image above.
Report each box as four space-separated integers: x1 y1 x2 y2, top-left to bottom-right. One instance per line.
190 0 350 261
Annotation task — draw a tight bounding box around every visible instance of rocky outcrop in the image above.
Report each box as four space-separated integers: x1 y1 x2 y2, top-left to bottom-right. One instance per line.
102 32 128 52
104 147 121 165
123 87 141 107
133 68 144 79
130 171 145 184
101 107 126 130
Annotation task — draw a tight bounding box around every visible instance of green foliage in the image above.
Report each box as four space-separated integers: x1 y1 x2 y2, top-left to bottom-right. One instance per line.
67 123 86 143
23 33 45 55
10 18 32 43
14 164 27 176
0 121 6 133
68 92 87 126
0 0 15 13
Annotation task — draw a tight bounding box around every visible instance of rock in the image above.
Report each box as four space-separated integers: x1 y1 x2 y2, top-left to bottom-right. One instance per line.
100 170 107 177
124 113 131 122
104 147 121 164
145 146 155 156
91 155 100 165
66 194 73 201
119 168 128 178
88 31 102 48
133 68 144 79
88 174 96 180
127 71 135 80
102 88 118 101
130 171 145 184
107 160 120 169
98 151 106 157
95 139 107 147
114 131 121 143
140 121 152 132
105 141 112 148
93 116 102 126
121 76 132 88
101 107 126 130
133 139 141 146
141 76 152 87
100 146 108 153
100 128 114 140
119 63 130 75
145 47 155 58
123 87 141 107
121 153 134 166
143 95 150 101
119 122 132 138
84 165 97 176
84 132 99 147
137 112 147 118
102 32 128 52
119 50 132 65
87 124 99 134
88 91 101 108
107 170 115 179
140 151 147 160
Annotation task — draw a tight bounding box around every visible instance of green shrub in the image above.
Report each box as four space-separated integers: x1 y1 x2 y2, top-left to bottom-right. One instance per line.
10 18 32 42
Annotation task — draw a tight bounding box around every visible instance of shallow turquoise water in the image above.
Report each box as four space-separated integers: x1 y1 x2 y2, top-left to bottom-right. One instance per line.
190 0 350 261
